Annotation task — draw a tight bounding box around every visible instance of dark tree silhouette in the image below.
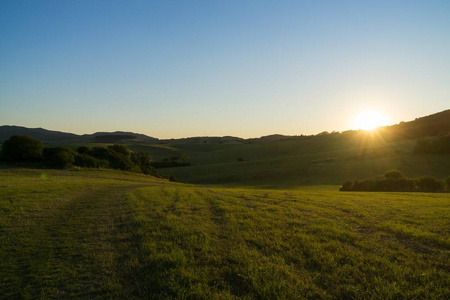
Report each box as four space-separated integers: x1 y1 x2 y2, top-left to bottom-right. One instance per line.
76 146 89 154
383 169 405 179
43 147 75 168
1 135 43 162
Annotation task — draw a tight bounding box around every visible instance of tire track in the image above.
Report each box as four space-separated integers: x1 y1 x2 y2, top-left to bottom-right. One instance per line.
8 184 145 298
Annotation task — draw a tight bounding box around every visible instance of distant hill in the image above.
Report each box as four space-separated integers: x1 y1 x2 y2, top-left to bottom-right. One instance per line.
247 134 294 143
379 109 450 140
0 126 158 144
1 109 449 144
90 131 159 143
0 126 80 142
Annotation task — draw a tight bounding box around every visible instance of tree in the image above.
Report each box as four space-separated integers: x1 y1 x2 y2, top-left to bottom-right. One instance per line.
383 169 405 179
443 176 450 192
339 181 353 191
108 144 131 157
1 135 43 162
74 154 100 168
131 151 152 167
131 151 158 175
43 147 75 169
86 147 111 160
76 146 89 154
415 176 443 192
85 145 134 171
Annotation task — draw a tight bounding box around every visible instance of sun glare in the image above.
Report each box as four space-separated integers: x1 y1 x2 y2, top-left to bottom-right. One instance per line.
353 110 389 131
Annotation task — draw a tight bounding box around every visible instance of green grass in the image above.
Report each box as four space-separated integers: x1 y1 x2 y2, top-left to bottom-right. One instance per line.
1 169 449 298
125 186 449 299
0 168 165 298
114 135 449 187
54 133 450 188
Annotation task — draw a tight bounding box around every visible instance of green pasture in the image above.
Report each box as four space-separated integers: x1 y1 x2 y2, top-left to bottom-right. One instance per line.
122 136 449 187
1 169 449 298
52 132 450 188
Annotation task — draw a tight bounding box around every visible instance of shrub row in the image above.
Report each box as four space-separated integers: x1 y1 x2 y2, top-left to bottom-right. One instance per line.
340 170 450 192
0 135 164 178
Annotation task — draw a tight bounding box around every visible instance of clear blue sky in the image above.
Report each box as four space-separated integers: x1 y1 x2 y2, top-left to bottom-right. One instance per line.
1 0 449 138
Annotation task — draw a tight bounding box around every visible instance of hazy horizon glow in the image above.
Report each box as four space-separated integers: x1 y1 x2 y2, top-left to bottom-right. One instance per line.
353 110 390 131
1 0 449 139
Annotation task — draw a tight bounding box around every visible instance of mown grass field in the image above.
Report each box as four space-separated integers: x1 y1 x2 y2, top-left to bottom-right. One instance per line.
1 168 449 298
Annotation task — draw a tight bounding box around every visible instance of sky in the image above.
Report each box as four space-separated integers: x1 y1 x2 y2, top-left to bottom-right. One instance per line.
1 0 449 138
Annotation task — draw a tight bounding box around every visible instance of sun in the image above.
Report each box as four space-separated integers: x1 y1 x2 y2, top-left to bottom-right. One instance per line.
353 110 389 130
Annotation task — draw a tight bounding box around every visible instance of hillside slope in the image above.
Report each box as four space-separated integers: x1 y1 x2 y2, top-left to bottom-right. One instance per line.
2 110 449 187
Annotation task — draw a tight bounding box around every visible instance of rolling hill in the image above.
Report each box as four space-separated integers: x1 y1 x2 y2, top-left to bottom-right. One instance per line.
1 109 449 187
0 126 158 144
1 109 449 144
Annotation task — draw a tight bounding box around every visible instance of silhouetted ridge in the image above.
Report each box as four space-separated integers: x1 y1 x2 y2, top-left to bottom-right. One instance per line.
0 125 79 142
1 109 449 143
383 109 450 140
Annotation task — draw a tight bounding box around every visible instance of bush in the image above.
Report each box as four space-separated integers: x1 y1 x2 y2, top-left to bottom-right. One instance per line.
2 135 43 162
114 157 134 171
86 147 130 170
131 151 152 167
339 181 353 191
76 146 89 154
108 144 131 157
141 165 160 177
43 147 75 169
85 145 138 171
443 176 450 192
352 179 376 191
74 154 100 168
131 151 161 176
86 147 112 160
375 178 415 192
106 145 133 170
383 169 405 179
414 176 443 192
340 170 446 192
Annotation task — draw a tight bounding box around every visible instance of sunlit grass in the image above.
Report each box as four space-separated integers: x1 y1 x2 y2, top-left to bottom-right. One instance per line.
1 169 449 298
124 185 449 298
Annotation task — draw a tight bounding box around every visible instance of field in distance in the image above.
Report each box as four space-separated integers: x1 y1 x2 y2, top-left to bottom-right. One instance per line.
1 168 449 298
124 133 450 188
3 110 450 188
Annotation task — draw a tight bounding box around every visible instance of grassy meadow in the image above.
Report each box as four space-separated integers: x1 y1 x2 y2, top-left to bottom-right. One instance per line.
121 134 450 188
1 168 449 298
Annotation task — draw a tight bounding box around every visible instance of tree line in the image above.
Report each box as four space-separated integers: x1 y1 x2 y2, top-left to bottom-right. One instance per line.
0 135 174 179
340 170 450 192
